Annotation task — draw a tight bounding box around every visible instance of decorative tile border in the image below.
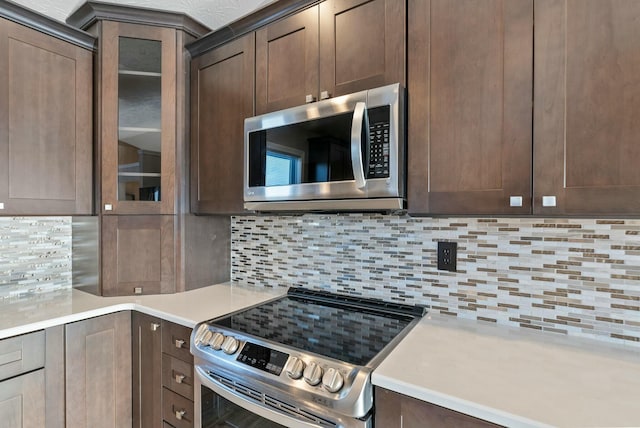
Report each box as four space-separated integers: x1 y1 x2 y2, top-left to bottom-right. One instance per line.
231 214 640 347
0 217 72 299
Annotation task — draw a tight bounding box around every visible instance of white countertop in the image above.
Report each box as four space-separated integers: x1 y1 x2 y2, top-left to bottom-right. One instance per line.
373 313 640 428
0 283 284 340
3 286 639 427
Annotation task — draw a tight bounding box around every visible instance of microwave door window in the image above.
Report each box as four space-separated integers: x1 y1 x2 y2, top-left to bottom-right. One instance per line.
248 111 357 189
265 146 303 186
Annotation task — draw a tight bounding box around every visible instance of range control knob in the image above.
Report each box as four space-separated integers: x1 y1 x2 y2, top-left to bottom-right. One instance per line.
194 325 208 345
322 368 344 393
209 332 225 350
221 336 239 355
303 362 323 386
201 330 213 346
284 357 306 380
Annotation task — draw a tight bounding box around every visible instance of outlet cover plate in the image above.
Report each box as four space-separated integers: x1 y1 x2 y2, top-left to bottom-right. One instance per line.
437 241 457 272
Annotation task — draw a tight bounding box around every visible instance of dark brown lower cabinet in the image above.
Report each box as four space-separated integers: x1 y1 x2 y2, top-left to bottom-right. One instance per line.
133 316 194 428
0 370 45 427
65 312 132 428
132 312 163 428
375 388 500 428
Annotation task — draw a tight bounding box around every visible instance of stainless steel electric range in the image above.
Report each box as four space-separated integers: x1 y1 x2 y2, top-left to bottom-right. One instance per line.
191 287 426 428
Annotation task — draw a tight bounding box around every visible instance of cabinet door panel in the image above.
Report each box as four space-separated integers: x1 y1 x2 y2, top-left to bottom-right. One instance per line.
408 0 533 215
320 0 405 97
375 388 499 428
65 312 131 428
0 370 45 428
132 312 162 428
256 6 319 114
102 215 175 296
534 0 640 214
100 21 176 215
191 33 254 214
0 18 92 215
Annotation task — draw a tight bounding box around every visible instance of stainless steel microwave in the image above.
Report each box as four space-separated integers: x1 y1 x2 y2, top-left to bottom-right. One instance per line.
244 83 405 211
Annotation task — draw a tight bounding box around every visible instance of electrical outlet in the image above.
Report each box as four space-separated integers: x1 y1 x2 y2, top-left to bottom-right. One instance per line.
437 241 457 272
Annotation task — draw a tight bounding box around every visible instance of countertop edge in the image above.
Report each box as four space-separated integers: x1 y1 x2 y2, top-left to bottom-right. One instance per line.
371 373 552 428
0 302 137 339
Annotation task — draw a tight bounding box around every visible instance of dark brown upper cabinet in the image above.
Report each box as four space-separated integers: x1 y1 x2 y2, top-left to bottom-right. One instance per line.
191 33 255 215
407 0 533 215
101 215 176 297
534 0 640 215
319 0 406 99
0 16 93 216
256 0 406 114
98 21 177 215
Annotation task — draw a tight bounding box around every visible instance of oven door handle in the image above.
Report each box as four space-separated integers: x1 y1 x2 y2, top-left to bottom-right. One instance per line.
351 101 369 190
195 367 331 428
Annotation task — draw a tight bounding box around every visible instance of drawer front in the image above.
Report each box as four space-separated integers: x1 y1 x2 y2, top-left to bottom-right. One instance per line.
162 321 192 363
163 387 194 428
0 330 45 382
162 353 194 400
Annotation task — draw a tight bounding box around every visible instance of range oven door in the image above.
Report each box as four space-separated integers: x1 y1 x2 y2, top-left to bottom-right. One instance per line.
244 83 404 211
195 366 371 428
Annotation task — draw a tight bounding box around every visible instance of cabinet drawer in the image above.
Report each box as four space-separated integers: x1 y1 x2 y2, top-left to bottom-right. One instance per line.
163 387 194 428
162 353 194 400
0 330 45 381
162 321 192 363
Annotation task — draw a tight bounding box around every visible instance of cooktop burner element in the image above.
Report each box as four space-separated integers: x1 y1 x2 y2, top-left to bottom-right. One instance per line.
210 289 417 366
191 287 426 428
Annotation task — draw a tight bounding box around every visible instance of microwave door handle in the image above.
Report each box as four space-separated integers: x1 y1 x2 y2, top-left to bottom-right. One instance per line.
351 101 369 189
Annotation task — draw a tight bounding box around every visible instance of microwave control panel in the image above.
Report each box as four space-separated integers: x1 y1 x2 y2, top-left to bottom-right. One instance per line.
366 105 390 179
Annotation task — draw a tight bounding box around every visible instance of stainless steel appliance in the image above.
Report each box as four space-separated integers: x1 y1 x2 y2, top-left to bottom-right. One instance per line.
244 84 405 212
191 287 425 428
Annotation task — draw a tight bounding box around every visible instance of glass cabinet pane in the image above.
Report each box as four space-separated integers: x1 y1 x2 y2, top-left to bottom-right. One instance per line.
117 37 162 202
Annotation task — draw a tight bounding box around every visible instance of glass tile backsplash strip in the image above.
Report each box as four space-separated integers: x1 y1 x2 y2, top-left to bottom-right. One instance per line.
0 217 72 299
231 214 640 347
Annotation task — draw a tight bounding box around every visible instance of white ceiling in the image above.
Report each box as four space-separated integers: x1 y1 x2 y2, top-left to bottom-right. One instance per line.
12 0 274 31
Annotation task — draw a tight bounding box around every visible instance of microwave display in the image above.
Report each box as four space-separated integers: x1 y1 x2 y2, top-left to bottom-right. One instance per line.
248 106 390 188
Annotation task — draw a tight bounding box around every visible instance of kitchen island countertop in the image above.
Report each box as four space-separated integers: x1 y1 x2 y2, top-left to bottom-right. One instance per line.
373 313 640 428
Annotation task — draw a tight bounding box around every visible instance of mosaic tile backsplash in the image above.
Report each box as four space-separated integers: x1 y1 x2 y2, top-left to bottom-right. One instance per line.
0 217 72 299
231 215 640 347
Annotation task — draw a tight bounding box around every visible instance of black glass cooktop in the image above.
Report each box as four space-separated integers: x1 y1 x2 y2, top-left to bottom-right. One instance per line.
210 288 425 366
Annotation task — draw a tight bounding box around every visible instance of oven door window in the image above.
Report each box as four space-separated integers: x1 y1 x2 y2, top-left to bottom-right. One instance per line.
201 385 285 428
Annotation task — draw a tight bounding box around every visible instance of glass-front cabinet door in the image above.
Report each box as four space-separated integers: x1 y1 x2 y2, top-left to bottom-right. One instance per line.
101 21 176 214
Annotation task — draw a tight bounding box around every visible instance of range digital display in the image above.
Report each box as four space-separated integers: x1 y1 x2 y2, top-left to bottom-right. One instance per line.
237 342 289 376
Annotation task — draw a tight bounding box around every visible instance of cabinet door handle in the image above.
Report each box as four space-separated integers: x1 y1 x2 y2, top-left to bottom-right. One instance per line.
509 196 523 207
175 373 186 384
175 339 185 349
150 323 160 332
175 409 186 420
